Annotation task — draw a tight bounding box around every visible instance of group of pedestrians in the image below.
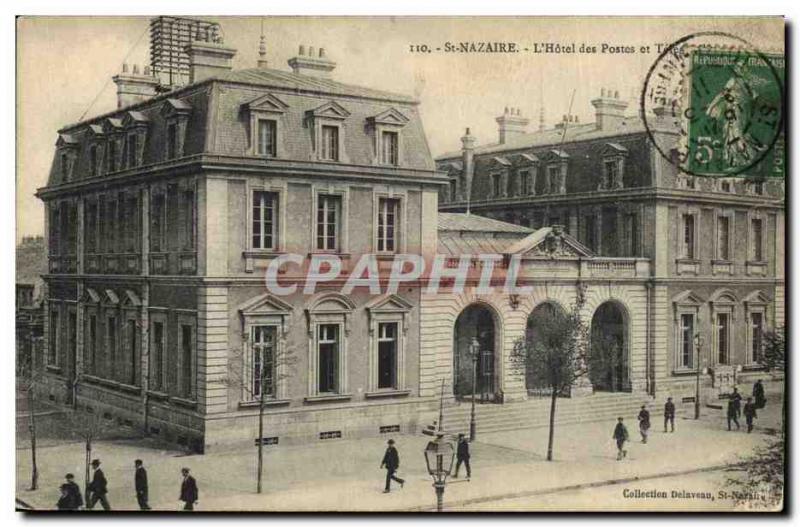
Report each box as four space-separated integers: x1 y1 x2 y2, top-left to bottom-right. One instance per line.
56 458 199 511
726 380 767 433
612 400 668 461
379 433 472 493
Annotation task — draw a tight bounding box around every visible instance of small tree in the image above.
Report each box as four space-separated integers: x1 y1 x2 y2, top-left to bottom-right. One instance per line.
760 326 785 437
63 405 118 505
511 287 589 461
17 346 43 491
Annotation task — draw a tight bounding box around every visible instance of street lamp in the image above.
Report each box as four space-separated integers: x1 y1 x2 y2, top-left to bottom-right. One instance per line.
694 334 706 420
469 337 479 441
424 433 455 512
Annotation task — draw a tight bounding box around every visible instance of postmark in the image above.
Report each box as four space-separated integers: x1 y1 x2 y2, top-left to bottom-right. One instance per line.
640 32 784 179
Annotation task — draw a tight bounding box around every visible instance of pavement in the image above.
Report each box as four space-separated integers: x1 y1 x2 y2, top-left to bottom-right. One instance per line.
16 394 783 512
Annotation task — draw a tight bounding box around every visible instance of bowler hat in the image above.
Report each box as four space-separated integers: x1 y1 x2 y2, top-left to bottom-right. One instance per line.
65 473 74 479
387 439 395 445
91 459 101 467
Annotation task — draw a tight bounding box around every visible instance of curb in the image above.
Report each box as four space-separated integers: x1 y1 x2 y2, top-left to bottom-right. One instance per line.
399 463 745 512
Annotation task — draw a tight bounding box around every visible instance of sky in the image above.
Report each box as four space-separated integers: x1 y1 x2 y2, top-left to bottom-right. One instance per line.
16 16 784 241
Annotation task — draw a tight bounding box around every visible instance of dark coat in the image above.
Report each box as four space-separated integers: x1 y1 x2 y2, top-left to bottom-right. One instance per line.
180 475 198 503
664 401 675 417
731 391 743 410
381 446 400 471
613 423 629 441
638 409 651 429
457 439 470 460
58 482 83 510
743 402 757 419
727 400 738 418
88 468 108 495
135 467 148 493
753 382 766 407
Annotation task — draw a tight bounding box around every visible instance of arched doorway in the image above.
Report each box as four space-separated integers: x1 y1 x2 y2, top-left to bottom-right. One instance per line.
453 304 497 401
589 302 630 392
524 302 566 397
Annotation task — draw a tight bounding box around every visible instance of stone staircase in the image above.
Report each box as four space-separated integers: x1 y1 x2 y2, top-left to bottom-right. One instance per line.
438 392 667 436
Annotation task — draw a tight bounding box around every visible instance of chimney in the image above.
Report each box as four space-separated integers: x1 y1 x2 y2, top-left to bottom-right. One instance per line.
590 87 629 130
288 45 336 78
112 63 159 109
257 34 268 69
184 32 237 84
495 106 530 144
461 127 476 203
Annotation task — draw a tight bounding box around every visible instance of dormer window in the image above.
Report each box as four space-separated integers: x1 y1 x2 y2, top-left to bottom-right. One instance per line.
368 108 408 166
602 159 619 189
599 143 627 190
61 152 69 182
166 123 177 160
161 99 192 161
546 165 561 194
127 134 138 168
243 93 287 159
307 101 350 163
519 170 533 195
55 133 79 183
321 125 340 161
543 150 569 195
381 131 399 166
449 179 458 201
257 119 277 157
107 140 117 172
89 145 98 177
491 173 502 197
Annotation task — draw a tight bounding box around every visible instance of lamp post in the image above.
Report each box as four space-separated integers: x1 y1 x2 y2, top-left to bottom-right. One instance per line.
424 433 455 512
694 334 705 420
469 337 479 441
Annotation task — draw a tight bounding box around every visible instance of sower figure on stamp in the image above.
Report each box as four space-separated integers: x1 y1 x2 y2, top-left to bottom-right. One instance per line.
743 397 758 433
453 433 471 480
86 459 110 510
134 459 150 511
179 468 198 511
664 397 675 433
380 439 405 493
727 398 740 431
637 405 651 443
613 417 629 461
753 379 766 409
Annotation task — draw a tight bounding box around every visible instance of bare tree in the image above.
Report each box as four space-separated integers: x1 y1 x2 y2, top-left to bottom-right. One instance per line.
511 286 589 461
62 405 118 505
17 345 43 491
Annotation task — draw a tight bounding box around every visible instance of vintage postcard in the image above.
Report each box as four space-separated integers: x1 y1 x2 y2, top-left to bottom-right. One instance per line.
15 15 785 512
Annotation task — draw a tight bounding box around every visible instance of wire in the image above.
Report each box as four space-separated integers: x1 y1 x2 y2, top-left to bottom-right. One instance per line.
78 22 150 122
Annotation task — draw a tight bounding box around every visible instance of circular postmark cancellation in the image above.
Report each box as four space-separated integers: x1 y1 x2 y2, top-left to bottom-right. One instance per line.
640 32 785 179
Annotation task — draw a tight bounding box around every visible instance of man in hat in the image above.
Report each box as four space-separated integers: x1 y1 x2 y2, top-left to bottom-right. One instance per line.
57 473 83 510
663 397 675 433
134 459 150 510
453 433 471 480
86 459 110 510
731 387 743 419
743 397 758 433
727 398 740 431
637 404 651 444
179 467 198 511
612 417 629 461
380 439 405 493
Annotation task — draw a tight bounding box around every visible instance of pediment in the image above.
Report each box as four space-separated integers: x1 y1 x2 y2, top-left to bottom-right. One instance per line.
238 293 294 316
487 156 511 168
161 98 193 117
122 289 141 307
543 149 570 162
516 153 539 165
743 290 771 305
672 290 704 306
709 288 738 304
365 294 413 313
508 227 593 259
438 160 463 173
601 142 628 156
103 289 120 305
55 133 79 148
122 111 149 127
244 93 289 114
104 118 124 133
81 287 101 304
87 124 105 137
307 100 351 120
368 107 409 127
308 292 356 313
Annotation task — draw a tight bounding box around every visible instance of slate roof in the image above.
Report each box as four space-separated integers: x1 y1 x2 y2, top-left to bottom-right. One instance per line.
437 213 534 234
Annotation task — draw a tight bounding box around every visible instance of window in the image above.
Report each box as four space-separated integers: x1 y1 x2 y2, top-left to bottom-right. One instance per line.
377 198 399 252
717 216 730 260
89 145 98 177
106 198 118 253
251 326 276 399
449 179 458 201
48 309 60 367
753 181 764 195
548 216 560 227
750 312 764 364
716 313 730 365
252 191 278 250
519 170 532 195
107 316 117 381
491 173 502 197
85 201 98 254
316 194 341 251
318 324 340 394
151 320 165 392
127 134 138 168
679 313 694 369
682 214 695 259
166 123 177 160
377 322 398 389
61 153 69 182
624 213 638 256
87 314 97 375
127 319 138 386
750 218 763 261
547 165 561 194
150 193 165 252
107 140 117 172
721 180 732 193
180 324 194 398
602 159 618 189
257 120 277 157
584 215 597 252
381 131 399 165
181 188 195 250
321 125 339 161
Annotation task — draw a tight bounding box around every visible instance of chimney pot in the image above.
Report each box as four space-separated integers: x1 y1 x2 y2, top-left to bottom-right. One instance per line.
288 45 336 78
133 64 140 75
319 47 325 58
308 46 315 57
122 63 129 73
591 88 629 130
299 45 305 55
143 65 151 76
184 38 237 84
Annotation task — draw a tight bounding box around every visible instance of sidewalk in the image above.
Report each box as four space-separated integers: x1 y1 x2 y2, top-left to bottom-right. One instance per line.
17 398 781 511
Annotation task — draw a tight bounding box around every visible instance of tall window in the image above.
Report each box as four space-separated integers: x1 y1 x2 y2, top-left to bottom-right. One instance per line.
750 312 764 364
679 313 694 369
181 188 195 250
127 319 138 386
717 216 730 260
49 309 59 366
257 120 277 157
181 324 194 398
107 316 117 381
316 194 341 251
491 173 502 197
89 145 98 177
151 321 164 392
150 193 165 252
318 324 339 394
449 179 458 201
519 170 531 195
716 313 730 365
377 198 399 252
85 201 97 254
127 134 138 168
61 153 69 182
381 131 399 165
321 125 339 161
87 315 97 375
602 159 618 189
107 140 117 172
377 322 398 389
106 199 118 253
251 326 276 399
584 215 597 252
750 218 763 261
252 191 278 250
624 213 638 256
547 165 561 194
166 123 177 160
682 214 695 259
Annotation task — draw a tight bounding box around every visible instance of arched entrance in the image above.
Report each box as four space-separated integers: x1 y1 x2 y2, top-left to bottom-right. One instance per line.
589 301 630 392
524 302 566 397
453 304 497 401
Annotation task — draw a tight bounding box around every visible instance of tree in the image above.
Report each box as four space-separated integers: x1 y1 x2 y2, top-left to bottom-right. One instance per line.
63 405 118 505
760 326 785 436
511 286 589 461
17 344 43 491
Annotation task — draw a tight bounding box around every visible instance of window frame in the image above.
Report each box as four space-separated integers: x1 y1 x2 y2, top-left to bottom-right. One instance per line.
312 188 349 254
305 293 354 399
365 294 412 395
380 130 399 166
177 313 196 401
148 310 168 394
714 212 734 262
320 124 340 162
374 193 406 254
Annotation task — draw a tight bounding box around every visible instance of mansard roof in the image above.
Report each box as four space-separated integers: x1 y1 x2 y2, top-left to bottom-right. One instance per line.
438 213 533 234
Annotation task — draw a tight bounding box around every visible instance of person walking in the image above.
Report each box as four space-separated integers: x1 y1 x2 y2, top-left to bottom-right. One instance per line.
664 397 676 433
727 398 740 431
179 468 198 511
637 405 651 443
57 484 73 511
753 379 766 409
613 417 629 460
380 438 405 493
86 459 110 511
134 459 150 511
57 474 83 510
744 397 758 433
453 433 471 480
731 387 743 419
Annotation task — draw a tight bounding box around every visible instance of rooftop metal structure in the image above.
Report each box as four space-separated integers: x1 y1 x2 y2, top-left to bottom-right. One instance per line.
149 16 221 88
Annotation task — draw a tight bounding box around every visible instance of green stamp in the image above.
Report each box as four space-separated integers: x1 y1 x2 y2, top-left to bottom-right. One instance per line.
684 48 784 178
